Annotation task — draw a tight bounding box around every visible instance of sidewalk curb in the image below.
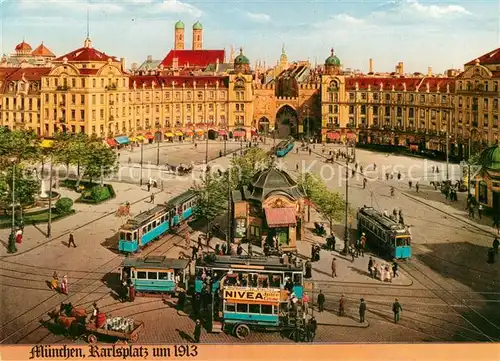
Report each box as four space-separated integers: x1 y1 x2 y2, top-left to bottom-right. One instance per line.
402 192 497 237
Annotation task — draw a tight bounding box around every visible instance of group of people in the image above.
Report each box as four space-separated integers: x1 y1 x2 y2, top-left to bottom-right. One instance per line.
50 272 69 294
368 257 398 282
119 272 137 302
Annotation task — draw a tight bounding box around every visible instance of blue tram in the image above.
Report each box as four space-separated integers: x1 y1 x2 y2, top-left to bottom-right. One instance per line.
120 256 189 295
194 255 304 339
275 138 294 157
357 206 412 259
118 190 197 253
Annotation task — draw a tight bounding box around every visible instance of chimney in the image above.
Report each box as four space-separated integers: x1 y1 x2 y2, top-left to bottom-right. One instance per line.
120 57 126 70
428 66 433 77
147 55 152 62
369 58 373 73
398 61 404 75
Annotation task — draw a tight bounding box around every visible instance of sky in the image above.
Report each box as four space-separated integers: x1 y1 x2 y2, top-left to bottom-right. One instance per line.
0 0 499 73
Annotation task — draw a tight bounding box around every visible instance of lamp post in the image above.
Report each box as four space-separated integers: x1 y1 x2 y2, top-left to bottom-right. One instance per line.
205 128 209 166
156 133 160 166
342 141 350 254
47 157 53 238
139 142 144 186
446 130 450 181
7 159 17 253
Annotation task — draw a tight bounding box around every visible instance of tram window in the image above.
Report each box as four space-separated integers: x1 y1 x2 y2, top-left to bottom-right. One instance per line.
225 303 236 312
147 224 152 232
133 231 137 240
249 304 260 314
148 272 158 280
137 271 147 279
293 273 302 284
158 272 170 280
261 305 273 314
237 304 248 313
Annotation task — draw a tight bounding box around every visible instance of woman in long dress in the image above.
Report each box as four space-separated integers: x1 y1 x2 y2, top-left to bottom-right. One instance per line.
60 275 69 295
51 271 59 291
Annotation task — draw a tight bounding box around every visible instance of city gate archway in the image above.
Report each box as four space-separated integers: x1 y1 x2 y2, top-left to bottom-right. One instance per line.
275 105 298 138
258 117 271 135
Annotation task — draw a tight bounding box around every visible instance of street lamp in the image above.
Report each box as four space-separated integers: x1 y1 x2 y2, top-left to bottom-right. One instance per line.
156 131 161 167
342 140 350 255
47 156 53 238
139 141 144 186
7 158 17 253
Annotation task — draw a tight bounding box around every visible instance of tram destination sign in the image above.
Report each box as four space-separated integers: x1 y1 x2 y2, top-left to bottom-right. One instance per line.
223 287 281 302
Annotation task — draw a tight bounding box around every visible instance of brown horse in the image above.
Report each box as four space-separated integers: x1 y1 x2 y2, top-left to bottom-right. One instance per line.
47 303 87 338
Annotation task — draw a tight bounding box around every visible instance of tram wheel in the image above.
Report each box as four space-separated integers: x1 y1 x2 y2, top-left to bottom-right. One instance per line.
234 324 250 340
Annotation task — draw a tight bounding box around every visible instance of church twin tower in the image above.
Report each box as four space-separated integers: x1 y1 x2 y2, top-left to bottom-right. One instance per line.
174 20 203 51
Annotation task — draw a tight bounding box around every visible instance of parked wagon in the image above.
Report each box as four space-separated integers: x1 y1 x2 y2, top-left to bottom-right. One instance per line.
84 319 144 344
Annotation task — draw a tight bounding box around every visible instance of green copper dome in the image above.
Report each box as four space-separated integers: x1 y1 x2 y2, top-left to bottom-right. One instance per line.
325 48 340 66
234 48 250 65
479 145 500 170
175 20 185 30
193 21 203 30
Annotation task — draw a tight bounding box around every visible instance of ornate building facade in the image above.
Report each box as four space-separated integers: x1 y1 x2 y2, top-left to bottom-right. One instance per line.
0 22 499 157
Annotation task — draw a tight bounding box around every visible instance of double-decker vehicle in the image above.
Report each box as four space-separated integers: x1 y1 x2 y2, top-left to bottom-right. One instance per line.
118 190 197 253
275 138 294 157
120 256 189 295
194 255 304 339
357 206 412 259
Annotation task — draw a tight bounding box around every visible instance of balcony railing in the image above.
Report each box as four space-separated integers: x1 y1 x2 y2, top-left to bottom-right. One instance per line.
56 85 70 91
105 84 117 91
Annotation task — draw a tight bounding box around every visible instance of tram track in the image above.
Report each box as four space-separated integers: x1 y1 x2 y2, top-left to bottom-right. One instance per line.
0 223 188 344
399 259 498 342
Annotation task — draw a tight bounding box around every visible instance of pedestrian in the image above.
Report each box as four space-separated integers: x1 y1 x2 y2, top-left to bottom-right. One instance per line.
338 294 345 317
392 261 399 278
197 235 203 250
360 233 366 256
185 231 191 249
415 182 419 193
121 278 128 302
128 156 131 164
236 244 243 256
392 298 402 323
51 271 59 291
150 193 155 203
191 245 198 260
492 237 499 254
147 181 151 192
304 260 312 279
60 275 68 295
193 319 202 343
368 257 374 277
331 258 337 278
317 290 325 312
359 298 366 323
363 177 367 189
390 186 394 197
221 242 227 255
408 180 412 189
469 205 475 219
478 204 483 220
296 163 299 171
307 316 317 342
248 241 253 256
302 292 310 315
68 233 77 248
397 172 401 180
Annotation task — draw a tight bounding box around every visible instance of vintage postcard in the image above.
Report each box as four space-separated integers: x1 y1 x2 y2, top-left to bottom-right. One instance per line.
0 0 499 360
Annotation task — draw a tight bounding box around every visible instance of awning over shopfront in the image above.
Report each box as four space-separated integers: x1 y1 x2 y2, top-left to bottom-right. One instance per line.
175 131 183 137
233 130 245 137
106 139 118 147
219 130 227 136
165 132 175 138
135 135 145 141
144 133 154 140
265 207 297 228
129 137 137 142
40 140 54 148
185 131 194 136
327 132 340 140
115 136 129 145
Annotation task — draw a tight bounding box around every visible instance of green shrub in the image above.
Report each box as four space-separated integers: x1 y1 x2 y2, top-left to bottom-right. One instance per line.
89 186 111 201
55 197 73 214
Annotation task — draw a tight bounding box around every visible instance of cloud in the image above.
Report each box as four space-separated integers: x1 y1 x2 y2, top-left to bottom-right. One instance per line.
17 0 124 13
245 12 271 23
332 13 365 25
154 0 203 17
372 0 471 21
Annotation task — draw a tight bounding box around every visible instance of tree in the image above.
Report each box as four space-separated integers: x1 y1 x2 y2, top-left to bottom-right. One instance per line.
53 132 88 175
229 147 271 188
191 172 226 225
0 128 39 165
79 141 117 185
0 165 40 211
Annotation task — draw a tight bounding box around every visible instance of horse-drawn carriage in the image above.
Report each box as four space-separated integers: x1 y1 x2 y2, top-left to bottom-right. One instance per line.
45 302 144 344
165 163 194 176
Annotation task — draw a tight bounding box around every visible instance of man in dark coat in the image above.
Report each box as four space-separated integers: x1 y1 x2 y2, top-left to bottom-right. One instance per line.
359 298 366 323
338 294 345 317
193 319 202 343
493 237 499 255
393 298 403 323
317 290 325 312
368 257 374 277
307 317 317 342
68 233 77 248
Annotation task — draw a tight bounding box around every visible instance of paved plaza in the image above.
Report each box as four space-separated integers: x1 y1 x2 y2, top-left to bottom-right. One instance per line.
0 141 499 344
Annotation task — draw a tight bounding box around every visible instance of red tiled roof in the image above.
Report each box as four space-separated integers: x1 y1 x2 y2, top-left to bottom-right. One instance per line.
160 50 225 68
344 77 455 92
465 47 500 66
31 43 55 57
54 46 117 62
129 75 228 89
264 207 297 228
3 67 51 81
15 41 32 51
